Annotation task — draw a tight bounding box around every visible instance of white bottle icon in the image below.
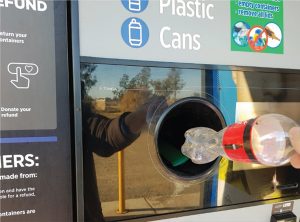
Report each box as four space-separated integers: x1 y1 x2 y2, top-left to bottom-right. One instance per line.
129 0 141 12
128 18 142 47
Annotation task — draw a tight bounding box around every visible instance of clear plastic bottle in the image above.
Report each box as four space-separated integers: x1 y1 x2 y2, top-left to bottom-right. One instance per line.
181 114 299 166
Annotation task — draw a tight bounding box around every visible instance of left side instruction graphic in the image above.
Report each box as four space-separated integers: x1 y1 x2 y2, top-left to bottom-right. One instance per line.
0 0 56 130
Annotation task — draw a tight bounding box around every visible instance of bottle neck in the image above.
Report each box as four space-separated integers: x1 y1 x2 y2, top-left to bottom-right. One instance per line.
207 128 227 157
221 119 259 164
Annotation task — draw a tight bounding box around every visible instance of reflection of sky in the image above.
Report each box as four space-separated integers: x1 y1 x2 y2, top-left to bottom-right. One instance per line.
88 64 203 99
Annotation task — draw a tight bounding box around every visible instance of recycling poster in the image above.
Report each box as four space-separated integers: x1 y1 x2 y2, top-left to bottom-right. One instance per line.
0 0 73 221
231 0 284 54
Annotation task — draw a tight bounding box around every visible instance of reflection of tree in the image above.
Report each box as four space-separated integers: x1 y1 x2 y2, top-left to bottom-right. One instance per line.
150 68 185 100
113 67 185 112
113 67 151 99
80 63 97 94
80 63 98 103
113 67 152 112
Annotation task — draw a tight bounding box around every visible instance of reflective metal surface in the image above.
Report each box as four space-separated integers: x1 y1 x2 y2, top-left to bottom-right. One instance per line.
81 63 300 221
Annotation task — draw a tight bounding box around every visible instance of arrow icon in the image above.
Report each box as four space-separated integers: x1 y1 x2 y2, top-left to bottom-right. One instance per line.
7 63 39 89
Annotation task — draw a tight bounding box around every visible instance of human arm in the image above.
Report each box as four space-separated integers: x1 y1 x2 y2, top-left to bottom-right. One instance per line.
82 96 167 157
83 110 139 157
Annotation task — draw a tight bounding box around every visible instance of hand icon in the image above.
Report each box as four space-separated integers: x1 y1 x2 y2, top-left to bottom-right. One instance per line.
8 63 39 89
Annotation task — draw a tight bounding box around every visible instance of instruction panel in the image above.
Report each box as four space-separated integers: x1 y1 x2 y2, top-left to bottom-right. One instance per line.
0 0 56 130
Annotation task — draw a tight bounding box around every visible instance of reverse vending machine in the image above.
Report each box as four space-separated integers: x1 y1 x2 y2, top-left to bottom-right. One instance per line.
77 0 300 221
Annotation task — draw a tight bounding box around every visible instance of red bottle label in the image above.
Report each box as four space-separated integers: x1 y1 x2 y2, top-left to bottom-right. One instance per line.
222 119 258 163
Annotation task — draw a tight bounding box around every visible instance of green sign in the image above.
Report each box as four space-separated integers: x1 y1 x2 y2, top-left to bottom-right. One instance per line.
231 0 284 54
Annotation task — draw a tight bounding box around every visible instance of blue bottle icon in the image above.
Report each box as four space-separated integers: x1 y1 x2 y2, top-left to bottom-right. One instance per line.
121 17 149 48
129 19 142 46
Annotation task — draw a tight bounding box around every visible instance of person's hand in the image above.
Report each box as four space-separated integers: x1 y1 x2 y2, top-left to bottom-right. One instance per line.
124 96 167 134
144 96 168 125
289 127 300 168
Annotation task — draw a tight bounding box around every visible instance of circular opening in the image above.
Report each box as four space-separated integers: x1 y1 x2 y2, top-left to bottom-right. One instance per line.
154 97 226 181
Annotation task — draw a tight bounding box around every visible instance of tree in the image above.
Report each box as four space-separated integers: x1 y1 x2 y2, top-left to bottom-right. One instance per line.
150 68 185 100
113 67 152 112
112 74 129 100
113 67 151 99
80 63 97 95
80 63 98 103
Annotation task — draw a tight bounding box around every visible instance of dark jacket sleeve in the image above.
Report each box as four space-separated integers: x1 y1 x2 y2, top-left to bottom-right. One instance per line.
82 106 139 157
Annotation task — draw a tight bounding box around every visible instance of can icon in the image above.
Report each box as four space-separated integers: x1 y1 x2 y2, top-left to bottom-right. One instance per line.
129 18 142 47
129 0 141 12
121 17 149 48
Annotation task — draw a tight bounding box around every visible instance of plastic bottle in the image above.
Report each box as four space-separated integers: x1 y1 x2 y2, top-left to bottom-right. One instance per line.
181 114 299 166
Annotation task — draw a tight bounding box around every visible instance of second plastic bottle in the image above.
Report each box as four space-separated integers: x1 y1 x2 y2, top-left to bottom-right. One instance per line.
181 114 299 166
